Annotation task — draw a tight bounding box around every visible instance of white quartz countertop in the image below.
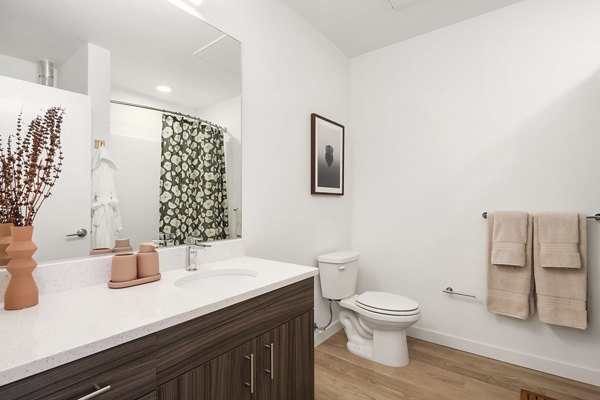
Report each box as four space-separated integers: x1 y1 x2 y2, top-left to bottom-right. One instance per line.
0 256 318 386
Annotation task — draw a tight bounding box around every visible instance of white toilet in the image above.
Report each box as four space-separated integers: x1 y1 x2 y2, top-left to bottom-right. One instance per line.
318 250 421 367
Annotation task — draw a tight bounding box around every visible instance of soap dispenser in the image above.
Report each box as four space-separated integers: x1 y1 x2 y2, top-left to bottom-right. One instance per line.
137 242 159 278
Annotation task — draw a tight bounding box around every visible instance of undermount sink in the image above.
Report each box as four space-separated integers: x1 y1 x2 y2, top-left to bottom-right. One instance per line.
174 268 258 289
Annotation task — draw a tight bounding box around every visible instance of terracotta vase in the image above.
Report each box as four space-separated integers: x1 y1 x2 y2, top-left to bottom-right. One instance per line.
0 223 13 267
4 225 39 310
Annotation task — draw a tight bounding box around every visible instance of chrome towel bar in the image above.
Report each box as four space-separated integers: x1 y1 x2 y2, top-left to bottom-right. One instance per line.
482 212 600 220
443 286 476 299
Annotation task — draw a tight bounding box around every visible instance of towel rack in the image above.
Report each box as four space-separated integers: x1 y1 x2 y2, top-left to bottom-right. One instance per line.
443 286 476 299
482 211 600 221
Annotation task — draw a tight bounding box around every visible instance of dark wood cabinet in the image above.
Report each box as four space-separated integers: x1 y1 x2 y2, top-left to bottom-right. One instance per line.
157 362 210 399
256 331 274 400
209 339 255 400
271 310 314 400
157 310 314 400
0 278 314 400
137 391 157 400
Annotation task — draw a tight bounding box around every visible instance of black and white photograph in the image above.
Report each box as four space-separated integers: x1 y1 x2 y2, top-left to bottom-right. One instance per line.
311 113 344 195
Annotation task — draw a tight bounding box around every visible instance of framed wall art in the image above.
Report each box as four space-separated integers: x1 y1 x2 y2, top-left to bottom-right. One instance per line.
311 113 344 195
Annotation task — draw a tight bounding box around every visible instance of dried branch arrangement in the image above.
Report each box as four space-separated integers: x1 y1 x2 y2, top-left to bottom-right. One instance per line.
0 107 65 226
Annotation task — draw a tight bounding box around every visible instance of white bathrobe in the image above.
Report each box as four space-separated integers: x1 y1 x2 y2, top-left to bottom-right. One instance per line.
91 147 122 248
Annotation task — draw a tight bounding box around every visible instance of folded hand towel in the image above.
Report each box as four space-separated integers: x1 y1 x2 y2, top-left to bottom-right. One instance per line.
537 212 581 269
486 212 533 319
534 213 588 329
491 211 529 267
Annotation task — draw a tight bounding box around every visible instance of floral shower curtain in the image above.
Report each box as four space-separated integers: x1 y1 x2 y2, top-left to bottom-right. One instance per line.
160 114 229 244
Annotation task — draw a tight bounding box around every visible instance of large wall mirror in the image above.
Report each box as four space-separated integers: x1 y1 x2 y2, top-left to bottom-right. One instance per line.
0 0 241 262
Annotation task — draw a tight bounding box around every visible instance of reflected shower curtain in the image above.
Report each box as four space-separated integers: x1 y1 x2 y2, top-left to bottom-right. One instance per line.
159 114 229 244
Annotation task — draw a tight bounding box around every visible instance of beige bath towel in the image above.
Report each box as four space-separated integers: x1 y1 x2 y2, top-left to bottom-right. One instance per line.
537 212 581 269
491 211 529 267
487 212 533 319
534 213 588 329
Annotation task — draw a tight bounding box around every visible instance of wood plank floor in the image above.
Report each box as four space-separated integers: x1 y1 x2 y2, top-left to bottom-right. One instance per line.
315 332 600 400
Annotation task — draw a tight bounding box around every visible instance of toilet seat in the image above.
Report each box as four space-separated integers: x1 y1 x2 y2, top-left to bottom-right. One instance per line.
340 294 421 322
356 291 420 316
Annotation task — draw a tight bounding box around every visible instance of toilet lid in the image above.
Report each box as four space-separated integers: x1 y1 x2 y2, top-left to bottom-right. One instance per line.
356 291 419 314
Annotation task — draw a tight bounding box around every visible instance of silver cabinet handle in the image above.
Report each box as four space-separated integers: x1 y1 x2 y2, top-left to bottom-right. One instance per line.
67 228 88 238
265 343 274 380
78 384 111 400
244 354 255 394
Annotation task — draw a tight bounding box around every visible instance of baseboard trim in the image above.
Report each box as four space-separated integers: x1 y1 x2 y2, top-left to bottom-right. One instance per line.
314 320 343 347
408 326 600 386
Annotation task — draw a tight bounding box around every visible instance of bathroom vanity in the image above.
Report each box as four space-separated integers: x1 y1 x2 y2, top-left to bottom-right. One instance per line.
0 256 317 400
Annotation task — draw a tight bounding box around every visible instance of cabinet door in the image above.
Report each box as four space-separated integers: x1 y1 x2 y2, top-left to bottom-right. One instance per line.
158 340 257 400
256 331 274 400
209 339 255 400
157 364 209 400
271 310 315 400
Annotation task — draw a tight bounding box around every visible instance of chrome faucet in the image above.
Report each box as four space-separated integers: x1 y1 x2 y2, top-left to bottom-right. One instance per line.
185 237 212 271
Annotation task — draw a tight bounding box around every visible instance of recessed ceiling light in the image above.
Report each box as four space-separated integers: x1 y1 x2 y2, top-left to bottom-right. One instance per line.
166 0 206 21
156 85 172 93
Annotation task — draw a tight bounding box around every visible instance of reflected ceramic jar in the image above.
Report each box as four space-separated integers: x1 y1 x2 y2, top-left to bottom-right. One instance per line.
113 238 133 253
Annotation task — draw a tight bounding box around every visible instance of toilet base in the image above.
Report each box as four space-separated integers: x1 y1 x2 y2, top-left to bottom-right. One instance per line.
372 329 409 367
346 337 373 361
339 310 411 367
345 329 409 367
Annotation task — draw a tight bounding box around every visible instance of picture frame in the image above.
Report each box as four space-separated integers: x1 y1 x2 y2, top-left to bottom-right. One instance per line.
311 113 345 195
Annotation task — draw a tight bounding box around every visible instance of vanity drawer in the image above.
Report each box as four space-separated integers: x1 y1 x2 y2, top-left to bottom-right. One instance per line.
0 334 156 400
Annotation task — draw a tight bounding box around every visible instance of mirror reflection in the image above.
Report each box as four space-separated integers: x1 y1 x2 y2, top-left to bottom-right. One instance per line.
0 0 242 262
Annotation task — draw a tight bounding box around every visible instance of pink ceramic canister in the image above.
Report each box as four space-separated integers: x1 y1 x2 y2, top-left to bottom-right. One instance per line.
111 253 137 282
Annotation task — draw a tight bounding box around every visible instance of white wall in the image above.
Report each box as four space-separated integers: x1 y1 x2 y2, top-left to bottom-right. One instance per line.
197 0 352 328
197 95 242 238
58 46 88 94
350 0 600 385
59 43 111 143
88 45 111 143
110 87 196 140
108 133 160 250
0 53 38 83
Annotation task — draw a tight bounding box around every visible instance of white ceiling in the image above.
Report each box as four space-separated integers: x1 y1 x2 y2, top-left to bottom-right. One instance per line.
0 0 241 109
282 0 523 56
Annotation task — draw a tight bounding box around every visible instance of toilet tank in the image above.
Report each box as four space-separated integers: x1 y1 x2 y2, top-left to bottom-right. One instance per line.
317 250 360 300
